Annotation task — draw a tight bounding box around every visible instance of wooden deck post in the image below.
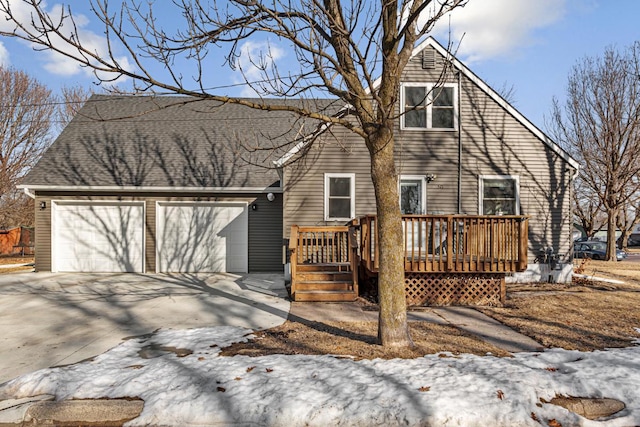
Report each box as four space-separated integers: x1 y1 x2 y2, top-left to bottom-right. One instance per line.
289 225 299 297
446 216 454 271
373 217 379 271
518 217 529 271
349 226 359 297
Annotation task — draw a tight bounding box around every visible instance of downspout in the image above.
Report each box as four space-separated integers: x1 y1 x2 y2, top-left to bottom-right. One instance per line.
569 165 580 259
457 71 462 214
274 163 291 281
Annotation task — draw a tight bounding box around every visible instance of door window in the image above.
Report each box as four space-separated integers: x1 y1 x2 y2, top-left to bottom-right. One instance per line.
400 177 425 214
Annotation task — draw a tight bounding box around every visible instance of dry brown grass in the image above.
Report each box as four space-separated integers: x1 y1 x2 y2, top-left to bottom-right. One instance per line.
479 281 640 351
0 255 34 266
479 258 640 351
574 258 640 285
0 265 33 273
221 320 512 359
0 255 34 274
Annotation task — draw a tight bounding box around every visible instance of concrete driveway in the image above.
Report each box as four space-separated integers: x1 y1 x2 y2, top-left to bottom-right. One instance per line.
0 272 290 384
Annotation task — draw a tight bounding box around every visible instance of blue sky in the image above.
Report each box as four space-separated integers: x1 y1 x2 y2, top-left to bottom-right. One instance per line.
1 0 639 131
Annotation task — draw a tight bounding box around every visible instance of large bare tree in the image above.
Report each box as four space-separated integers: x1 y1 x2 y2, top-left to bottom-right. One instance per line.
552 42 640 261
0 66 55 227
0 0 466 347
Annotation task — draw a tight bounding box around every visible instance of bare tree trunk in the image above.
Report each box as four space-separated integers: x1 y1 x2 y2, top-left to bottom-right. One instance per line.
606 208 618 261
368 129 413 348
615 199 640 250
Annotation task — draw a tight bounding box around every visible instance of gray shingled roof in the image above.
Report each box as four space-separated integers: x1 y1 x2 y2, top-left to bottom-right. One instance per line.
21 95 339 189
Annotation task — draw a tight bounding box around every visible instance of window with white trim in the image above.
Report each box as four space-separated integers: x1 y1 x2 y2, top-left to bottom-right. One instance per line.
401 83 456 130
479 176 520 215
324 173 355 221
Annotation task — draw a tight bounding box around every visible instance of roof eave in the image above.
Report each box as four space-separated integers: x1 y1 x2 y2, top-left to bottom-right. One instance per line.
17 184 284 194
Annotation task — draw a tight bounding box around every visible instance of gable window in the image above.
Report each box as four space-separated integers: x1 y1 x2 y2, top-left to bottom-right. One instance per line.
479 175 520 215
401 83 456 130
324 173 355 221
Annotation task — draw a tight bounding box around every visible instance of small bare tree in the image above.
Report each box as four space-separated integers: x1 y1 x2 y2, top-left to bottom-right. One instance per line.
616 187 640 249
552 42 640 261
0 66 55 227
573 174 605 239
56 85 95 131
0 0 467 347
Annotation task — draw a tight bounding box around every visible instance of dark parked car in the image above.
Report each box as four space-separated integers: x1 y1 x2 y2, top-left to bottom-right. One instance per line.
617 234 640 247
574 235 601 243
574 241 627 261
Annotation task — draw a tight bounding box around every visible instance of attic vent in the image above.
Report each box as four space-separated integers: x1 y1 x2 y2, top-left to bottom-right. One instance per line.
422 49 435 69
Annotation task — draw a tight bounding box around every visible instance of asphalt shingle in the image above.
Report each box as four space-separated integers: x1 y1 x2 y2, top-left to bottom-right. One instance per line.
22 95 339 189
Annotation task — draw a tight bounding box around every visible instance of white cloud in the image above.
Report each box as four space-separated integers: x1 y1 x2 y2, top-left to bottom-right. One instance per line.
0 42 9 66
41 4 132 82
0 0 34 32
1 1 132 83
234 40 286 97
431 0 567 63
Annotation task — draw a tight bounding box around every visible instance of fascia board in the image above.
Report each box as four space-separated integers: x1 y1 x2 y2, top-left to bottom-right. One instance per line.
17 184 283 194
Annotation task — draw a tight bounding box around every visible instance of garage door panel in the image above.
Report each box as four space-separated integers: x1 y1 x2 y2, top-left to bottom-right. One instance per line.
54 203 144 273
158 203 248 273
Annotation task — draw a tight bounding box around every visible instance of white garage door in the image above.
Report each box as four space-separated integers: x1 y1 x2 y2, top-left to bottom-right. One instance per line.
54 202 145 272
157 202 248 273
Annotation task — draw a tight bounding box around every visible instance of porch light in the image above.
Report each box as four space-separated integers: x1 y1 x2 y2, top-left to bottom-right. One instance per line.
39 201 46 210
266 192 275 202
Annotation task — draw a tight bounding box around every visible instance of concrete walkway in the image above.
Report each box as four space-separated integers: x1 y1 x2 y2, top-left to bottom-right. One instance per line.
289 302 544 353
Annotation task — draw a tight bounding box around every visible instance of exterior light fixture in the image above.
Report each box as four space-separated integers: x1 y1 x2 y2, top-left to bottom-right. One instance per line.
266 193 275 202
39 201 46 210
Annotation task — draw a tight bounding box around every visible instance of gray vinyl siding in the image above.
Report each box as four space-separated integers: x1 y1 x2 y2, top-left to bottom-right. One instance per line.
283 127 376 237
33 192 283 273
33 196 52 272
284 44 576 263
248 192 284 272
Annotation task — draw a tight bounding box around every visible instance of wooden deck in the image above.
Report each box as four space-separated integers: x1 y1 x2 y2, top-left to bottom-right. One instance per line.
289 214 529 305
358 214 529 274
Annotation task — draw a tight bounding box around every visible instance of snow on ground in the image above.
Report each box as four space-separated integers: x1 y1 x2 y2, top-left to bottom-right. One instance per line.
1 326 639 426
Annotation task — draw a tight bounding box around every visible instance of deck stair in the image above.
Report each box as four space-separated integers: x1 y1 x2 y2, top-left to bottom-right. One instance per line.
293 263 357 301
289 226 359 302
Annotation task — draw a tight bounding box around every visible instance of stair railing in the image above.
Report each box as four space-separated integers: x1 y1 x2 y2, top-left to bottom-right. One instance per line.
289 225 358 296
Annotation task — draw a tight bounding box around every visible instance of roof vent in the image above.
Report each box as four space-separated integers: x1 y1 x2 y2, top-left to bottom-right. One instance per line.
422 49 435 69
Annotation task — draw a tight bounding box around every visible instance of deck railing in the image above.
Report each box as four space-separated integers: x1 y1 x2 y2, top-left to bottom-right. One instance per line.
358 214 529 273
289 225 359 295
